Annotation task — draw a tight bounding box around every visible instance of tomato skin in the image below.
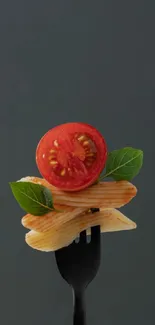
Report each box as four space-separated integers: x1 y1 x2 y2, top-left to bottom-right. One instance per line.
36 123 107 192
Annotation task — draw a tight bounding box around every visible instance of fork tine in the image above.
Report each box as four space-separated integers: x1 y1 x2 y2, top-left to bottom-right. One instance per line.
91 225 101 243
80 230 87 243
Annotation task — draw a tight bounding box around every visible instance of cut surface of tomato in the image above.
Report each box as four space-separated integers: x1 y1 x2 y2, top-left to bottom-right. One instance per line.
36 122 107 191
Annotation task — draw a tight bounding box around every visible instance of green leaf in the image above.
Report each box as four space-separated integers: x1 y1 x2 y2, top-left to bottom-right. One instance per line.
9 182 55 216
101 147 143 181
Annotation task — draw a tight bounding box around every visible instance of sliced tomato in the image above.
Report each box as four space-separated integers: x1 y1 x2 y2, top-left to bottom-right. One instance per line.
36 122 107 191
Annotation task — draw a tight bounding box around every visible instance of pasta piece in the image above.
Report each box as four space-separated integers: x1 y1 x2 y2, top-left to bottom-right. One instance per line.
22 206 88 233
25 208 137 252
19 176 137 209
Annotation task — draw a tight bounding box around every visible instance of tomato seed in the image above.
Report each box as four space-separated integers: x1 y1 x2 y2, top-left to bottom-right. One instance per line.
78 135 86 142
50 160 58 165
54 140 59 147
83 141 89 146
60 169 66 176
49 149 56 153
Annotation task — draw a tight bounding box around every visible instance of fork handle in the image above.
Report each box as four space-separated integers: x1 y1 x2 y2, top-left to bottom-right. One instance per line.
73 290 86 325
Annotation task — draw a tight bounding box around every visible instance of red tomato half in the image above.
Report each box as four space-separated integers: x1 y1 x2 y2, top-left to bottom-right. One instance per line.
36 122 107 191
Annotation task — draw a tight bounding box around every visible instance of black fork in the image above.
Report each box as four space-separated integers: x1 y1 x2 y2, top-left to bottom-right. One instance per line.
55 209 101 325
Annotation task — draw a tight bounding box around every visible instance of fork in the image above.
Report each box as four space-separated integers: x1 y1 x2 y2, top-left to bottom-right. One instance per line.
55 209 101 325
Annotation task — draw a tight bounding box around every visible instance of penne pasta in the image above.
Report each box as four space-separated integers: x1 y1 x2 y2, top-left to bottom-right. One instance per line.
22 206 88 233
25 208 137 252
19 176 137 209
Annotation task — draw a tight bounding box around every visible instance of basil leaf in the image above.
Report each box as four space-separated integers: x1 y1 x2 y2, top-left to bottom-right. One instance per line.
9 182 55 216
102 147 143 181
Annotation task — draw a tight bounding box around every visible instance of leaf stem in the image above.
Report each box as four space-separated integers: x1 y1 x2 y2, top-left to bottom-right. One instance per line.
98 173 109 181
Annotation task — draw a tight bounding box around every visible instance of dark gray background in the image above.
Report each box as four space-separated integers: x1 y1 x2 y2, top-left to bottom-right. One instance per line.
0 0 154 324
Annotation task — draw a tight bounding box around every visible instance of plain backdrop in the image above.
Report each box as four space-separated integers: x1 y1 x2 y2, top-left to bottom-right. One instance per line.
0 0 155 324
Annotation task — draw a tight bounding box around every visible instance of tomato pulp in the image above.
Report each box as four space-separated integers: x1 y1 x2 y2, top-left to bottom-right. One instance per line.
36 122 107 191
